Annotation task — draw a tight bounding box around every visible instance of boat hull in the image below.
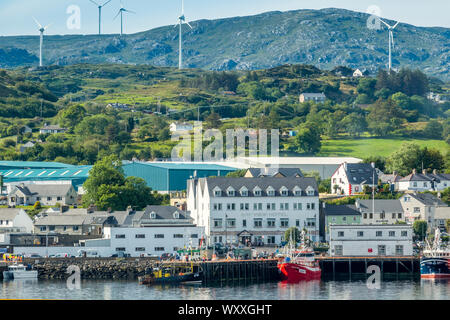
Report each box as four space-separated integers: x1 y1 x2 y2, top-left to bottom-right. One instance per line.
420 257 450 279
2 270 38 280
139 272 203 285
278 263 321 282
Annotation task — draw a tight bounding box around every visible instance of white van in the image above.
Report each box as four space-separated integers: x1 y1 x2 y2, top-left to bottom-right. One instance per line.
77 250 100 258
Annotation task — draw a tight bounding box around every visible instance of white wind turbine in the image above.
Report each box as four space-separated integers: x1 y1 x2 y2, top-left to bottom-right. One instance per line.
89 0 113 35
33 17 51 67
379 19 400 73
114 1 136 36
175 0 193 69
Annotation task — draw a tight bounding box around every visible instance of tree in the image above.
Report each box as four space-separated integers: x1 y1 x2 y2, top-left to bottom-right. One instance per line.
413 220 428 241
386 143 445 176
342 113 367 137
226 169 247 177
59 104 86 129
284 227 301 244
366 99 405 136
423 120 443 139
295 123 321 154
204 112 222 129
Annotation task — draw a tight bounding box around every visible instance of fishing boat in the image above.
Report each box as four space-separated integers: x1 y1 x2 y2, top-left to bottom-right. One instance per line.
2 264 38 280
277 230 321 282
138 263 203 285
420 229 450 279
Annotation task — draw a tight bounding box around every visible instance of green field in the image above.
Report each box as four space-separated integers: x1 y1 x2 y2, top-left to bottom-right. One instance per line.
318 138 449 159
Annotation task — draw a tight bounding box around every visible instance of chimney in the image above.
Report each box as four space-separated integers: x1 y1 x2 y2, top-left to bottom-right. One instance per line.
412 169 417 175
61 205 69 213
126 205 134 215
343 162 347 171
433 169 437 175
393 171 397 176
87 204 95 214
107 207 112 213
422 169 427 175
437 192 441 199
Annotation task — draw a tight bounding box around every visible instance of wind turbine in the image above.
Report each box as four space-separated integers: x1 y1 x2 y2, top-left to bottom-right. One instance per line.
33 17 51 67
379 19 400 73
114 1 136 36
174 0 193 69
89 0 113 35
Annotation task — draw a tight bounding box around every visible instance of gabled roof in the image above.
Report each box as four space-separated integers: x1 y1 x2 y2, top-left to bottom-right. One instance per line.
0 208 25 220
405 193 447 207
379 173 403 183
34 214 87 226
246 167 304 178
300 93 326 98
12 184 74 197
340 163 378 185
356 199 404 214
41 125 67 130
399 171 450 183
204 177 318 197
324 204 361 216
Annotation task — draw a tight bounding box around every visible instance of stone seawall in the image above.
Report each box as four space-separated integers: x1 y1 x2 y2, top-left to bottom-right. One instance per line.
25 257 158 280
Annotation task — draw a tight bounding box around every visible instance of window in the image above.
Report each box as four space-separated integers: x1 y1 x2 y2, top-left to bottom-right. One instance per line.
395 245 403 256
115 248 126 252
376 231 382 237
389 231 395 237
254 219 262 228
214 219 223 228
47 197 52 201
155 247 165 252
413 207 420 213
307 203 311 210
267 236 276 244
401 231 408 237
380 212 385 219
392 213 396 219
242 220 246 227
173 234 184 238
378 245 386 256
57 196 62 201
218 204 222 210
49 226 55 231
369 213 373 219
213 204 218 210
398 213 402 219
281 189 288 196
191 234 198 239
338 231 344 237
135 234 145 239
226 219 236 228
241 190 248 197
267 203 271 210
227 189 235 196
296 220 300 227
267 189 275 196
254 190 261 196
36 197 41 201
363 213 367 219
271 203 276 210
214 190 221 196
154 234 164 238
73 226 79 231
311 203 315 210
357 231 364 237
334 245 343 256
115 234 125 239
280 218 289 228
63 226 67 231
40 226 46 232
295 190 301 196
258 203 262 210
343 217 347 221
135 247 145 252
267 219 276 228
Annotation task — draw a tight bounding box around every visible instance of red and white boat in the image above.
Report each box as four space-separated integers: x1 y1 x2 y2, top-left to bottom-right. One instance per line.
277 231 321 282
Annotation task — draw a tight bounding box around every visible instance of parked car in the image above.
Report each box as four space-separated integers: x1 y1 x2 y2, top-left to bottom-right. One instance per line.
160 253 174 261
110 252 131 258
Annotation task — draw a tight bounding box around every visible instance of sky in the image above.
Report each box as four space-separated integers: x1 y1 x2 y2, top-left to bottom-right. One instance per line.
0 0 449 36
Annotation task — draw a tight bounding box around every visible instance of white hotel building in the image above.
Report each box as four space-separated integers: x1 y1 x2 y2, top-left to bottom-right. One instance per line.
187 177 320 245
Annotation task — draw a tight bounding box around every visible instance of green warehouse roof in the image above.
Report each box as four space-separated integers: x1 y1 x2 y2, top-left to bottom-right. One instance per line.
0 166 92 183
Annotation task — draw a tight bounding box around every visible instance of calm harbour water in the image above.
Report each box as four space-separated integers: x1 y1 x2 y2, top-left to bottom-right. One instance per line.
1 278 449 300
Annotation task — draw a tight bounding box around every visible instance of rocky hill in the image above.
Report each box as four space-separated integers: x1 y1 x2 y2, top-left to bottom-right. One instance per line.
0 8 449 79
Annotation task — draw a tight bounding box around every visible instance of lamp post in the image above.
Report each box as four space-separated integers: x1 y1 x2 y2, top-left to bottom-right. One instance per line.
225 214 228 247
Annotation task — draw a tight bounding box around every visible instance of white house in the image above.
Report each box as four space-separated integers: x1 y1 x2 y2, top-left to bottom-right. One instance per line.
82 206 204 257
187 176 320 245
331 162 378 195
39 124 68 134
169 122 193 133
398 169 450 192
0 208 33 234
355 199 406 224
329 224 413 257
299 93 326 103
8 183 78 206
353 69 364 77
20 141 36 153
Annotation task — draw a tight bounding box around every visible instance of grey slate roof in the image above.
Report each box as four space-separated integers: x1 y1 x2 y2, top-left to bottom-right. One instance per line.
204 176 318 197
14 184 74 197
407 193 447 206
121 206 190 226
324 204 361 216
356 199 403 214
34 214 87 226
379 173 403 183
0 208 24 220
247 168 304 178
400 172 450 183
344 163 378 185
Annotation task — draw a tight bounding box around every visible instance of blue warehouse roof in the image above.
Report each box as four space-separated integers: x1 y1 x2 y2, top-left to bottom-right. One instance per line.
0 166 92 183
0 161 74 171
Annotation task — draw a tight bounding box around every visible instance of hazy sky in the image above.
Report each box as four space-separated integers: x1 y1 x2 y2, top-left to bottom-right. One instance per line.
0 0 449 36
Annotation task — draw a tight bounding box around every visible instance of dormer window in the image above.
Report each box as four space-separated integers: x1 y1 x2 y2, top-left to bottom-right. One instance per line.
280 186 288 196
213 187 222 197
267 186 275 196
150 212 156 219
240 186 248 197
227 186 235 197
173 211 180 219
293 186 302 196
253 186 262 196
306 186 315 196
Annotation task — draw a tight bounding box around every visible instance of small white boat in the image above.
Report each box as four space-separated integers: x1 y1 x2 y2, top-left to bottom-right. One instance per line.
2 264 38 280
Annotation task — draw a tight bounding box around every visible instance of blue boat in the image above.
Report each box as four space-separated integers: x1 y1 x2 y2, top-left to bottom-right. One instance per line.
420 229 450 279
